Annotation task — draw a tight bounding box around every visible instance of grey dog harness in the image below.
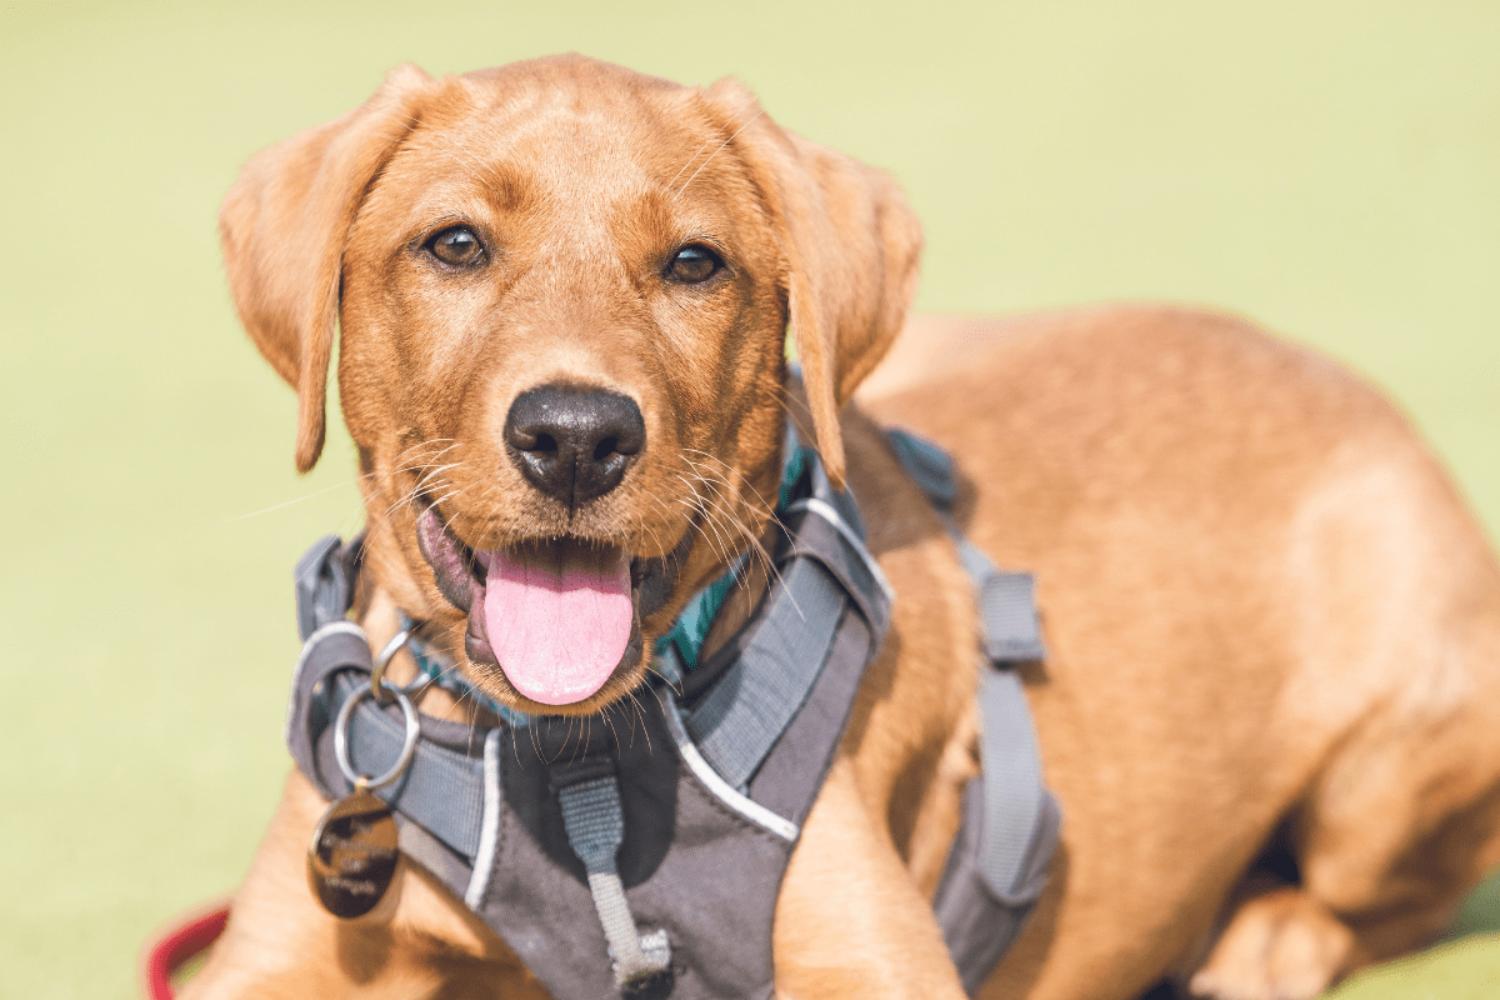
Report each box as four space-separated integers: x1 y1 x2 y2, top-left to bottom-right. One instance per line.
285 429 1059 998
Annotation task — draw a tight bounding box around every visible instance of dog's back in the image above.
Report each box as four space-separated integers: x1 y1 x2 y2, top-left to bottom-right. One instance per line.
864 304 1500 998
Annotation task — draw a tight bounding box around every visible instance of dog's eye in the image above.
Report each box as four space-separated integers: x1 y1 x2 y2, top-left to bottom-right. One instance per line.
426 226 485 267
664 244 723 284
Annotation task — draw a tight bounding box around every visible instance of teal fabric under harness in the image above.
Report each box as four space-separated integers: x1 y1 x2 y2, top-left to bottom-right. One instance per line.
285 426 1059 997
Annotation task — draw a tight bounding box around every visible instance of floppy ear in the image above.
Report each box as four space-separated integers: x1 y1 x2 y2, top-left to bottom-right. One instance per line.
220 64 433 472
704 79 923 488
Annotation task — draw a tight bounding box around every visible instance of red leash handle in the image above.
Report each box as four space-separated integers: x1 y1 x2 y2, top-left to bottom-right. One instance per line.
143 904 230 999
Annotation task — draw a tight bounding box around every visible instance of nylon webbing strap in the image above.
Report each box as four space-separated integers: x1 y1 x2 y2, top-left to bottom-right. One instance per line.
325 671 490 859
554 764 672 990
684 477 890 792
686 558 845 789
975 669 1051 902
884 426 959 510
886 425 1061 986
886 428 1045 663
287 626 493 861
295 534 360 641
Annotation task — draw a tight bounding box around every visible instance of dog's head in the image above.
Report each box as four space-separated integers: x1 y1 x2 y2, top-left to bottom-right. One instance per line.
221 56 921 714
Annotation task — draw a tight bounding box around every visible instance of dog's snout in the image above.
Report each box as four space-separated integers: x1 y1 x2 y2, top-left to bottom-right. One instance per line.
504 384 645 505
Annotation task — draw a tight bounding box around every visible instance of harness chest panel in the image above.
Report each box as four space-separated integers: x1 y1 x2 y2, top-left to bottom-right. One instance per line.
284 430 1058 998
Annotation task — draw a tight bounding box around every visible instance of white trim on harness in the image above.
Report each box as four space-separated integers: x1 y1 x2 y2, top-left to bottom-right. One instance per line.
782 497 896 603
465 728 503 909
663 701 799 842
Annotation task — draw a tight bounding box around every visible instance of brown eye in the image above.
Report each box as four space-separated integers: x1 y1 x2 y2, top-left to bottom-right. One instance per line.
426 225 485 267
664 244 724 284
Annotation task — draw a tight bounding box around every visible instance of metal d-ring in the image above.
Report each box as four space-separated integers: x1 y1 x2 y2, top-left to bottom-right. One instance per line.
370 629 413 704
334 679 420 791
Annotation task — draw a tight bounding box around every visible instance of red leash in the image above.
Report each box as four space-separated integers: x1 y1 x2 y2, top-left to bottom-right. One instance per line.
142 904 229 999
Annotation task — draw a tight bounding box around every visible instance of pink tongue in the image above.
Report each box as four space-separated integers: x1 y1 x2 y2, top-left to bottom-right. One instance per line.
482 546 633 706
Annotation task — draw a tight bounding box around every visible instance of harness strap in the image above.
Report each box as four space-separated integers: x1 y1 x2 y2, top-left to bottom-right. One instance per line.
684 456 892 792
289 541 493 861
332 671 489 857
294 534 361 642
885 428 1045 662
686 556 845 790
885 427 1059 994
553 762 673 989
973 669 1057 904
934 671 1061 992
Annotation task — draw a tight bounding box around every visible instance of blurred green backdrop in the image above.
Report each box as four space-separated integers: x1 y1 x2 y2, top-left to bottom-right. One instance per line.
2 1 1497 997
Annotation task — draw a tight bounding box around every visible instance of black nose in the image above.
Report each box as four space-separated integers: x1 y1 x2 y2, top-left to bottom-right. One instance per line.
503 384 646 505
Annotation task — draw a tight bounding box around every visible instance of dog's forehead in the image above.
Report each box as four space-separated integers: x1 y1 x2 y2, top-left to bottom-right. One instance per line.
408 67 721 198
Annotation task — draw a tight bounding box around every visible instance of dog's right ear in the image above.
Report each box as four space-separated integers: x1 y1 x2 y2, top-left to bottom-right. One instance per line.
220 64 432 472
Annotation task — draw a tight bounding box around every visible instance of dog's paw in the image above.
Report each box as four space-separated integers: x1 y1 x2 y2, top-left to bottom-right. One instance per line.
1186 887 1354 1000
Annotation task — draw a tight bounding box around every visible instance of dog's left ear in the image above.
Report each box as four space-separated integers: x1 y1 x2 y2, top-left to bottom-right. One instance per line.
704 80 923 488
220 64 434 472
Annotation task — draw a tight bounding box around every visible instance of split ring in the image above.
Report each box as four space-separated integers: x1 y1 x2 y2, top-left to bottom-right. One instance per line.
333 679 420 791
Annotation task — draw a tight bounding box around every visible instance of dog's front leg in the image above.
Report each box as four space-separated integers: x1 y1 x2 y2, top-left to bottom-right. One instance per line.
184 773 543 999
773 758 967 999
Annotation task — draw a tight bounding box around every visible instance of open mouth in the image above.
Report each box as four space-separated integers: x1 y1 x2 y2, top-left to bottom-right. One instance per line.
415 505 677 707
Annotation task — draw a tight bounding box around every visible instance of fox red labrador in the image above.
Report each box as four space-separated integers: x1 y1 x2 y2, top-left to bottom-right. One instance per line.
189 55 1500 999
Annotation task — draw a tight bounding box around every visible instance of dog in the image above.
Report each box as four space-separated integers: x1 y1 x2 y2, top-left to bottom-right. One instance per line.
188 55 1500 999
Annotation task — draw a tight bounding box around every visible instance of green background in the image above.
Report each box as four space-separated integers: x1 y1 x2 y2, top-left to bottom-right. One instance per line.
2 1 1496 996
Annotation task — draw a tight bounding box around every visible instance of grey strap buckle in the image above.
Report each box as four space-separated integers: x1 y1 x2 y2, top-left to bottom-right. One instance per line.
975 565 1047 664
295 534 362 641
552 761 673 993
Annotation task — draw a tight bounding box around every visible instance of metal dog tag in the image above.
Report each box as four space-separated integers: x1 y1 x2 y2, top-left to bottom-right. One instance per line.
307 787 399 918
